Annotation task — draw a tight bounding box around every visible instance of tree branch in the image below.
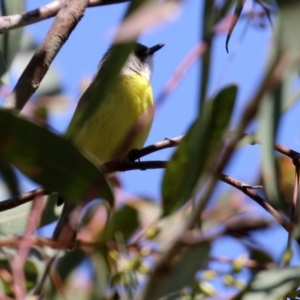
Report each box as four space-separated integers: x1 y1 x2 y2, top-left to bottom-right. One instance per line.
219 174 291 233
3 0 90 111
0 188 45 212
0 0 130 34
0 135 297 235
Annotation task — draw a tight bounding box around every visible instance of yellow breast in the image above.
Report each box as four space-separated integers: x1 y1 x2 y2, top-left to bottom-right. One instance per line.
72 74 154 163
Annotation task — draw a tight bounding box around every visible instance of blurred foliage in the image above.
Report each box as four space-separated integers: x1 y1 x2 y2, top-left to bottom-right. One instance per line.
0 0 24 85
1 0 300 299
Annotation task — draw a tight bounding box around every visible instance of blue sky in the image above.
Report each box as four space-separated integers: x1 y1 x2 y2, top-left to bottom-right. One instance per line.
16 0 300 285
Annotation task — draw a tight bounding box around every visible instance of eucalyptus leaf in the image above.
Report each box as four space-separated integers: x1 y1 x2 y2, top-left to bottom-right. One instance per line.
199 1 214 110
102 205 139 242
0 0 25 81
90 252 110 299
0 201 31 235
0 157 19 197
0 109 113 205
225 0 245 53
39 194 61 228
277 1 300 51
237 267 300 300
162 85 237 216
0 253 40 295
258 88 281 207
141 242 211 300
48 249 86 298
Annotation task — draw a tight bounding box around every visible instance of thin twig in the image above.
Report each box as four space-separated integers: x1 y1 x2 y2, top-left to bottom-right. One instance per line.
0 188 46 212
274 143 300 160
219 174 291 233
0 0 129 34
3 0 90 111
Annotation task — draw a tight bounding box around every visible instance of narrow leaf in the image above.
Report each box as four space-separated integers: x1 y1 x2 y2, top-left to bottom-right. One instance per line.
258 87 281 207
0 201 32 235
48 249 86 298
238 267 300 300
0 0 25 80
162 85 237 216
225 0 245 53
277 0 300 51
102 205 139 242
199 0 214 110
39 194 60 228
0 109 113 204
141 242 211 300
0 157 19 197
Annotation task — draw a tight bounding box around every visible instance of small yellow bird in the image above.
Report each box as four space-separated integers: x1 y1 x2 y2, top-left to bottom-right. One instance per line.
53 43 164 243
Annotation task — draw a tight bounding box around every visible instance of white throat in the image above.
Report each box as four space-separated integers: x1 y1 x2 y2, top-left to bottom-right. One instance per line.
122 55 154 81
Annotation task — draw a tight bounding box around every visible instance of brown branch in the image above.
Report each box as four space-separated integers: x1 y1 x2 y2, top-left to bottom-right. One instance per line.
3 0 90 111
0 0 130 34
135 136 183 158
219 174 291 233
0 188 46 212
0 134 297 233
274 143 299 159
104 160 167 173
0 235 97 250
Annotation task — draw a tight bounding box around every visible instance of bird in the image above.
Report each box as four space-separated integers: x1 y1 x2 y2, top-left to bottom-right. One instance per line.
52 42 164 244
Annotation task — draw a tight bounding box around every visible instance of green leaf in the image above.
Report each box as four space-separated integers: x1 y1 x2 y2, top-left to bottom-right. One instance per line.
102 205 139 242
199 0 214 110
0 253 40 295
47 249 86 298
0 201 31 234
277 1 300 51
218 1 238 19
90 252 110 299
39 194 60 228
23 258 39 292
154 209 190 251
162 85 237 216
141 242 211 300
225 0 245 53
249 248 274 264
0 0 25 81
237 267 300 300
55 249 86 280
0 157 19 197
258 87 281 207
257 0 275 7
0 109 113 205
0 254 12 296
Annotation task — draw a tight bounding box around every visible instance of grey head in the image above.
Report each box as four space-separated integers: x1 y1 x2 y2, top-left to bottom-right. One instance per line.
99 43 164 81
122 43 164 80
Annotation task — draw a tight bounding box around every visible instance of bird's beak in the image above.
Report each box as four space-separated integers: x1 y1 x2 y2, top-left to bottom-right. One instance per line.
148 43 165 55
